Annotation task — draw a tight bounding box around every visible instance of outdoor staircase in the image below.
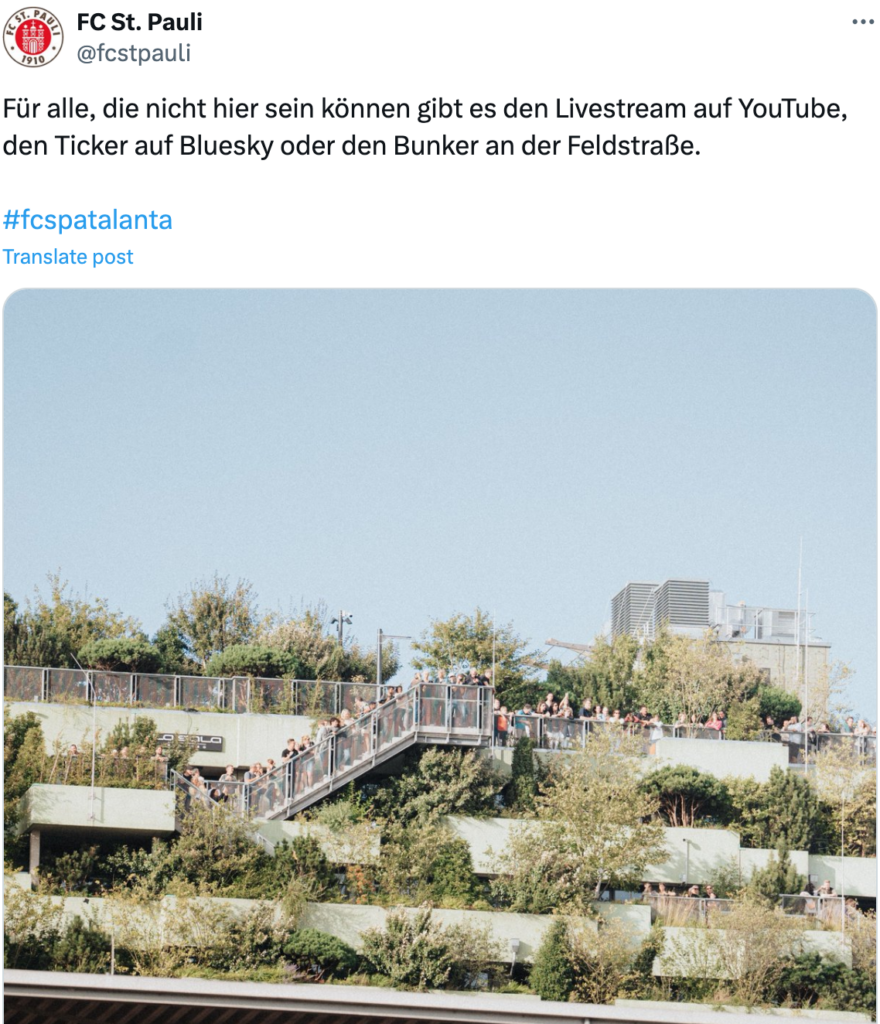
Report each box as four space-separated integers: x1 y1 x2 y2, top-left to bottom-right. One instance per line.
171 683 493 830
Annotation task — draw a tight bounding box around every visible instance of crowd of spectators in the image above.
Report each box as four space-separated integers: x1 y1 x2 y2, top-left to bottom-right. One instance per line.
490 696 724 748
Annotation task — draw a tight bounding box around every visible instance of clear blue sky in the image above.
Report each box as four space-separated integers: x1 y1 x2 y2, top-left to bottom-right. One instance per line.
3 289 876 718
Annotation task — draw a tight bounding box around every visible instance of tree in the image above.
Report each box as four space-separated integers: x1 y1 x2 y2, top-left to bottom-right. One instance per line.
205 644 301 680
77 637 161 672
758 685 802 725
746 844 806 903
4 574 143 668
164 573 258 668
410 608 539 706
4 709 47 859
369 747 501 825
811 743 876 858
641 765 729 827
504 735 542 811
258 603 398 682
530 920 575 1002
724 767 823 852
634 628 764 723
493 730 666 910
150 623 195 675
546 634 640 713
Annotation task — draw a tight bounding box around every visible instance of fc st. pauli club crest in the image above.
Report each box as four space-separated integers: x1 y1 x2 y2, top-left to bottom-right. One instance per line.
6 8 63 66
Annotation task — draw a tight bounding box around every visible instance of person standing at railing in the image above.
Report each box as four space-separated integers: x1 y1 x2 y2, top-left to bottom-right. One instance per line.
450 673 469 729
854 719 871 757
281 746 297 806
578 698 594 720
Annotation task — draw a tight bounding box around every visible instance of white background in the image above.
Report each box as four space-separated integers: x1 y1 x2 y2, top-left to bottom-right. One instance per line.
0 0 877 290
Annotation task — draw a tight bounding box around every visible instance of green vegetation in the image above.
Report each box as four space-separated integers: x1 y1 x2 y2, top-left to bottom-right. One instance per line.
724 766 823 851
4 575 144 670
530 919 575 1001
410 608 539 708
78 637 162 672
642 765 729 827
492 730 667 912
3 589 875 1011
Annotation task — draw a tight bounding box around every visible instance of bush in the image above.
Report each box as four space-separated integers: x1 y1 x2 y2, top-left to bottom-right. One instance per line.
641 765 729 826
758 685 802 726
360 910 454 990
775 952 875 1014
504 736 541 811
746 844 805 904
204 644 299 680
530 920 574 1002
269 836 337 900
78 637 161 672
105 717 158 754
52 915 112 973
283 929 358 980
369 747 501 824
568 920 641 1005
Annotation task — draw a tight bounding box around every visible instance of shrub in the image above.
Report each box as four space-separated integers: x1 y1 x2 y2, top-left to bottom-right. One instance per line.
374 819 482 906
204 644 299 680
105 717 159 754
504 736 541 811
641 765 729 826
530 920 574 1002
78 637 161 673
369 747 501 824
36 845 100 895
269 836 337 900
758 685 802 726
283 929 358 980
52 915 112 973
360 910 454 990
568 920 641 1005
775 952 875 1014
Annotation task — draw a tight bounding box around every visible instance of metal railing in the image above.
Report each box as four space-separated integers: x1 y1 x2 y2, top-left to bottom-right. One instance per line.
174 683 493 823
491 714 876 762
779 893 847 929
761 729 876 764
4 664 398 717
170 769 275 854
492 716 718 750
645 894 735 924
41 753 168 788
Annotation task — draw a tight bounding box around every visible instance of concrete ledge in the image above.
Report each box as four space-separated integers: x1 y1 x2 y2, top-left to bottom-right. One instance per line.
7 968 829 1024
652 738 790 783
21 784 176 836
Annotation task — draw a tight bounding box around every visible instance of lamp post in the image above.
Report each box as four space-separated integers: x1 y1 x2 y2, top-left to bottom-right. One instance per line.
376 628 410 691
330 611 352 646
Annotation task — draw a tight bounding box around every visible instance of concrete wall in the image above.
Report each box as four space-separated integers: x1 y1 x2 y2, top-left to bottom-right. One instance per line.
657 925 850 977
652 738 789 783
257 819 382 864
444 817 876 898
30 894 606 963
22 784 176 835
809 855 877 897
9 701 312 771
7 700 808 782
17 789 876 900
